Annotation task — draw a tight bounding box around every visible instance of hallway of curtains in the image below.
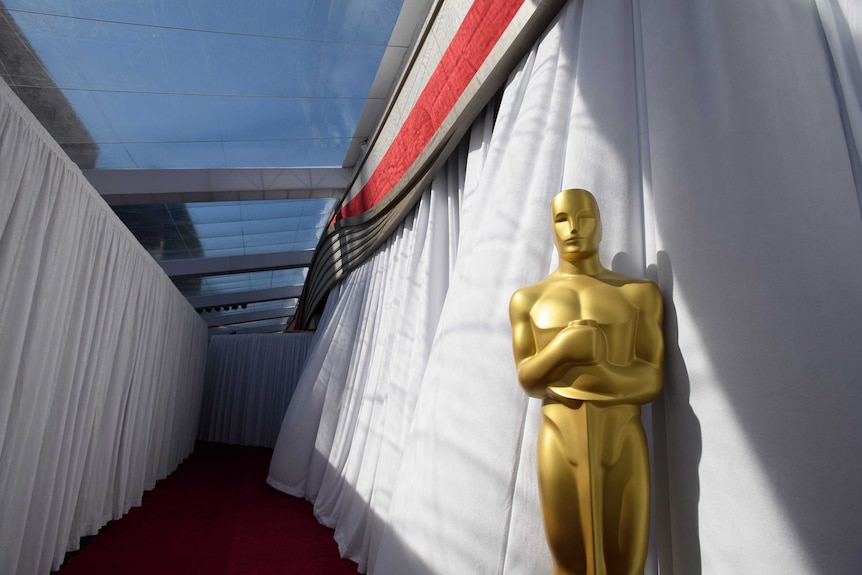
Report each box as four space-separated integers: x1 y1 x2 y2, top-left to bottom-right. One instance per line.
199 333 315 448
268 111 475 571
269 1 862 574
0 78 208 575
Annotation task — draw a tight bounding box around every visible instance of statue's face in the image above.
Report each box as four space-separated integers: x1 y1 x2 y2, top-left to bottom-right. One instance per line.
551 189 601 261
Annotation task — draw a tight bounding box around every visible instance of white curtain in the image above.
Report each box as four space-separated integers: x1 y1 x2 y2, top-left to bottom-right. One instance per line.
272 0 862 573
198 333 315 447
268 121 476 571
0 78 209 575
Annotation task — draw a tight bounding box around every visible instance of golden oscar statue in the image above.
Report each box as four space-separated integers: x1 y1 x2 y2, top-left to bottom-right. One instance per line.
509 189 664 575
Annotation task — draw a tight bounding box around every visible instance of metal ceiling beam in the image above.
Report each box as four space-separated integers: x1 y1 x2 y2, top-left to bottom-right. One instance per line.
84 168 351 205
159 250 313 278
203 307 295 328
208 320 292 335
187 285 302 310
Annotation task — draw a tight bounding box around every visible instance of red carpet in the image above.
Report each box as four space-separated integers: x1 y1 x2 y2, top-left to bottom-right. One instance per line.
58 442 358 575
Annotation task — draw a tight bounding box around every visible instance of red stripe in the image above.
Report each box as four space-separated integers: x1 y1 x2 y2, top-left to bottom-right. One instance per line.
337 0 525 222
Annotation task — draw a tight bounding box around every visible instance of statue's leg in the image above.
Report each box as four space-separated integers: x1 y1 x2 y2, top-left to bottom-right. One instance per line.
601 420 650 575
539 404 591 575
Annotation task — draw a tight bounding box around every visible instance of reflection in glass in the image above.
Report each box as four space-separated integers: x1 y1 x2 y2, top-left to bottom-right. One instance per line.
112 198 335 261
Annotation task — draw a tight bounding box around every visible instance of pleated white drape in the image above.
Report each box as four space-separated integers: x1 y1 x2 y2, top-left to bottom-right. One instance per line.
0 78 208 575
268 121 475 571
271 0 862 573
199 333 315 447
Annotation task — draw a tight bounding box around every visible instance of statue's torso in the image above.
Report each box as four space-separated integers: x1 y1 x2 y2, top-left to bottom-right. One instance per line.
529 276 639 366
527 275 647 467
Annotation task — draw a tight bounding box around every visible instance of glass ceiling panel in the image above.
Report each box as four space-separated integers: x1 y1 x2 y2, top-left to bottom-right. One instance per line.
174 268 308 298
209 316 291 334
112 198 336 261
2 1 401 44
1 0 403 169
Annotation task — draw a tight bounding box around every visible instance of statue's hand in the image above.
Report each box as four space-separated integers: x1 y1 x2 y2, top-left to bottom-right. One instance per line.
558 320 606 365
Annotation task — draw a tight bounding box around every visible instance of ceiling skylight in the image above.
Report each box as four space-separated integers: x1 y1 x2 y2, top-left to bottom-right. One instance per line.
1 0 404 169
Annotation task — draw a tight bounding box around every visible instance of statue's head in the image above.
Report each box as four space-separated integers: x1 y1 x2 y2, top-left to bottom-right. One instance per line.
551 188 602 261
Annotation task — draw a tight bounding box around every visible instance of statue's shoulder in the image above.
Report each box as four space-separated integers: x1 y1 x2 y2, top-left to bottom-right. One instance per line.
511 283 538 301
595 269 641 284
617 277 662 315
600 270 656 289
599 272 661 305
510 280 551 313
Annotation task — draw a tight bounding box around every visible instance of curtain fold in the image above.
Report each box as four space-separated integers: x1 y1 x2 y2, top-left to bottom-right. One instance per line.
272 0 862 573
198 333 315 448
268 119 478 572
0 78 208 575
813 0 862 210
